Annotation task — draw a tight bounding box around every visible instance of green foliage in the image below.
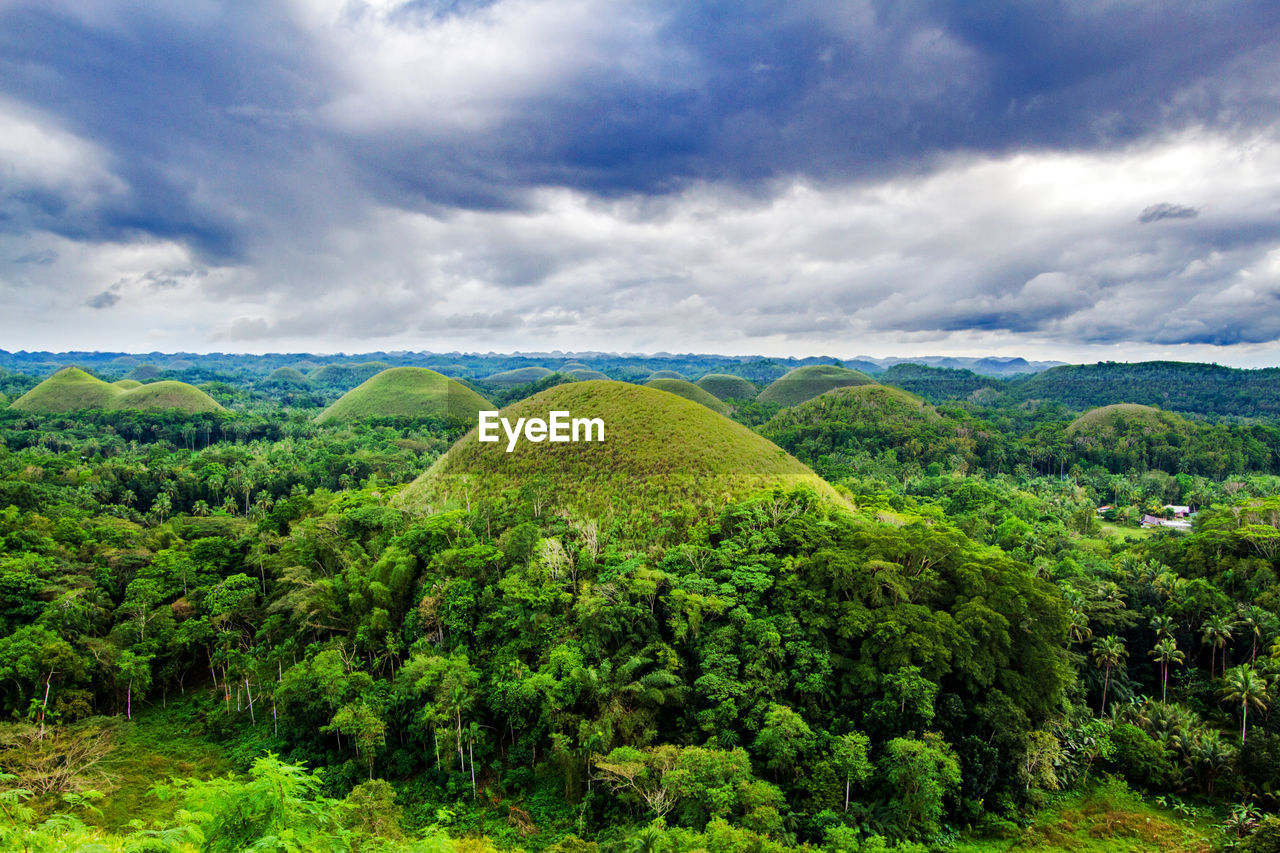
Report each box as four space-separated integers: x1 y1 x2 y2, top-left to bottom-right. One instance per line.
644 380 731 416
316 368 491 424
695 374 758 402
757 366 878 408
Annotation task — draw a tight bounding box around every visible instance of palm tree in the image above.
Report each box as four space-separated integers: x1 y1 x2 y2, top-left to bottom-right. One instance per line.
1149 637 1185 704
1068 608 1093 646
1092 635 1127 715
1236 606 1270 662
1200 615 1232 678
1219 664 1268 745
1151 613 1176 640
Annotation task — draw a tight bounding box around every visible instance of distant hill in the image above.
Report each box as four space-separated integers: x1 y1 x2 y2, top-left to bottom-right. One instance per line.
396 380 841 528
879 363 1003 402
128 364 164 381
757 365 877 407
316 367 490 424
310 362 393 388
484 367 555 386
11 367 224 414
1067 403 1188 435
112 379 143 390
644 378 731 415
113 381 223 413
567 369 610 381
1010 361 1280 416
858 355 1064 377
265 366 310 387
647 369 685 381
695 374 758 401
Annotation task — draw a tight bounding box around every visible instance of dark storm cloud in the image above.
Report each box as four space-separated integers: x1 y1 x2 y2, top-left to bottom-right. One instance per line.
3 0 1277 243
1139 203 1200 223
1 0 1279 357
86 290 119 309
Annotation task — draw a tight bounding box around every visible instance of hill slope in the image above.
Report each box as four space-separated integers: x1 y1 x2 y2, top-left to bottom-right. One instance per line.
1067 403 1189 435
695 373 758 401
316 367 490 423
396 381 841 526
115 381 224 413
757 365 877 407
1010 361 1280 416
11 367 121 412
11 368 224 413
484 366 554 386
644 378 731 415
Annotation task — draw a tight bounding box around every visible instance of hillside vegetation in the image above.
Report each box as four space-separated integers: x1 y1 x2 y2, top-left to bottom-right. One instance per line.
396 380 841 529
1010 360 1280 415
696 372 758 401
644 377 732 415
10 367 224 414
757 364 877 407
484 366 554 386
316 367 491 424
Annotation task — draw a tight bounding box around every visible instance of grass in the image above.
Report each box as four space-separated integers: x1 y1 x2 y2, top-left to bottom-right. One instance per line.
396 380 843 524
1067 404 1187 434
310 361 392 387
112 379 143 389
485 367 554 386
644 378 732 415
88 696 237 832
266 366 310 385
695 373 758 401
757 364 877 407
10 367 225 414
953 783 1216 853
762 384 937 434
568 368 610 380
115 380 223 412
647 369 685 380
316 366 491 423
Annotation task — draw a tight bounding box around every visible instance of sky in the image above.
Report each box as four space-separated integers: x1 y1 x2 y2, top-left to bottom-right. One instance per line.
2 0 1280 366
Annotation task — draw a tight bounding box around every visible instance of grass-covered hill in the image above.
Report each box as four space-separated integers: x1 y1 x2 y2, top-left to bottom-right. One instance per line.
484 366 554 386
396 380 842 528
647 369 685 380
567 368 610 380
1066 403 1187 435
315 367 491 424
1009 360 1280 416
644 378 732 415
128 364 164 381
114 380 224 413
12 367 121 411
10 367 224 413
111 379 143 389
757 364 877 407
752 384 1022 483
265 366 310 386
695 373 758 401
309 361 393 388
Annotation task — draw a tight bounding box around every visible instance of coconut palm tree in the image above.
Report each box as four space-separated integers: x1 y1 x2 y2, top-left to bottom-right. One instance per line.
1149 637 1185 704
1201 615 1233 679
1092 635 1127 716
1219 664 1268 745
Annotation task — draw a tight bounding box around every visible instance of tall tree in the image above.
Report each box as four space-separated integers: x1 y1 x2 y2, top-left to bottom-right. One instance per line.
1091 635 1127 716
1219 665 1268 745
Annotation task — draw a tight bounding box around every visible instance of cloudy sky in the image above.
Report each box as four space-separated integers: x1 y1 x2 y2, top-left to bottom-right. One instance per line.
2 0 1279 364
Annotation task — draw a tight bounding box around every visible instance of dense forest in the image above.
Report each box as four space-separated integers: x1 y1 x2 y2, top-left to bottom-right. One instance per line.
1 355 1280 852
